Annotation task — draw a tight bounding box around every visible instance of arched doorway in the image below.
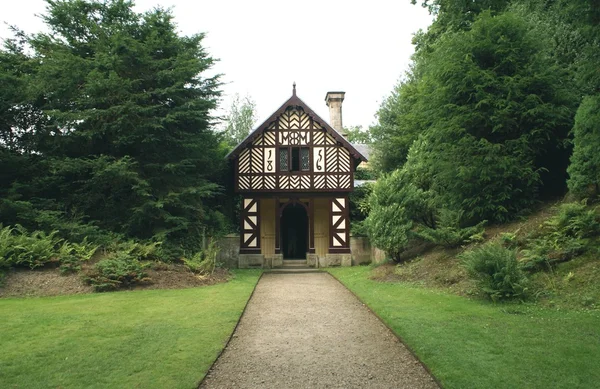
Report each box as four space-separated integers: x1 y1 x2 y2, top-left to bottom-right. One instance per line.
281 203 308 259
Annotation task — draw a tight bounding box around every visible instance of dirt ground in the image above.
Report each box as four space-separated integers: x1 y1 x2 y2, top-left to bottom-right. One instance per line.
200 272 439 389
0 264 230 298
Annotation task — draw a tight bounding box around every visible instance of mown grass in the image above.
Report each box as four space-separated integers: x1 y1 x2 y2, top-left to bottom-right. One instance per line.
0 270 261 389
329 266 600 389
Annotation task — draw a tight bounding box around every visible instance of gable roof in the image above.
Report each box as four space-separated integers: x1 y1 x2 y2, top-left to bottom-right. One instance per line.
352 143 371 161
225 91 368 163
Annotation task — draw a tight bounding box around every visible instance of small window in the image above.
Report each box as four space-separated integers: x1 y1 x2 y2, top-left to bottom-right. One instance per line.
279 148 289 171
291 148 300 171
301 147 310 171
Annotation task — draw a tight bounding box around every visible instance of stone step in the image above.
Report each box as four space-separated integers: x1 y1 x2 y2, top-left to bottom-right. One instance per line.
269 267 322 274
282 260 307 266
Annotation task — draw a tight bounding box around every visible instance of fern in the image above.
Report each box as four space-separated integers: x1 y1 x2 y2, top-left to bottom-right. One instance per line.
58 238 99 274
183 239 219 275
461 242 529 301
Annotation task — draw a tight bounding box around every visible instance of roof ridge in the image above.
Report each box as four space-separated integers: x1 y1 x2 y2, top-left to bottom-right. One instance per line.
225 92 367 163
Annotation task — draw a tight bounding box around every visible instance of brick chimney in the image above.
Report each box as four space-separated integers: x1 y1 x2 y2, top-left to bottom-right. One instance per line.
325 91 346 137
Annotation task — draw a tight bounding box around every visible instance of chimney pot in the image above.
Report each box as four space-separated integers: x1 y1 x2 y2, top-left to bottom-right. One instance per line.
325 91 346 137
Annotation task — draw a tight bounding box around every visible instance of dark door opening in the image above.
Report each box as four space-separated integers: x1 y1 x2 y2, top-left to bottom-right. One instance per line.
281 204 308 259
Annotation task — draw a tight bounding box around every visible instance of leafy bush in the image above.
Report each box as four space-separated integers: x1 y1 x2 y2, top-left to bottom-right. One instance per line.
500 231 519 248
461 242 529 301
567 95 600 199
366 169 437 261
0 226 14 269
349 182 372 237
416 209 486 248
84 255 150 292
183 240 219 275
547 202 599 239
106 240 161 261
14 227 61 269
0 224 100 273
57 239 99 274
520 202 599 270
0 225 62 269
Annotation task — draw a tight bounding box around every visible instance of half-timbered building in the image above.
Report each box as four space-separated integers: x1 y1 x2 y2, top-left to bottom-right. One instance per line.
226 86 367 268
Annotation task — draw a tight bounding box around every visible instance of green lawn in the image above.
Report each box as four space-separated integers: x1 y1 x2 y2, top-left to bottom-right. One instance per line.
329 267 600 389
0 270 262 389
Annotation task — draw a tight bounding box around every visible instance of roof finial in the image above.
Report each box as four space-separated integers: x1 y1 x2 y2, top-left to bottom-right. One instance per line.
293 81 296 96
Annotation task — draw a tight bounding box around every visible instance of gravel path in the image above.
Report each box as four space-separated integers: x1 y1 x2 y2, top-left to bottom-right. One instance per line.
200 272 439 389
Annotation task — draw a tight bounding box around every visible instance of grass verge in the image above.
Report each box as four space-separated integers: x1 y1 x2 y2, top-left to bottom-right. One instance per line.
329 266 600 389
0 269 262 389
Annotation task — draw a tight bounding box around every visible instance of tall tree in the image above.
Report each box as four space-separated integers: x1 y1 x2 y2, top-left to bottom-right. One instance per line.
0 0 226 255
344 125 372 144
223 93 256 147
369 71 431 173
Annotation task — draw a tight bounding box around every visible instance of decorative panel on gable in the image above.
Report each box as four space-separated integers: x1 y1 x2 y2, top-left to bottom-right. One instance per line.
227 92 367 193
233 109 352 192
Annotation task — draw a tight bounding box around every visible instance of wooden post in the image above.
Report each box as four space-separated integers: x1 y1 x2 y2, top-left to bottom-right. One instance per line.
275 196 281 254
309 198 315 253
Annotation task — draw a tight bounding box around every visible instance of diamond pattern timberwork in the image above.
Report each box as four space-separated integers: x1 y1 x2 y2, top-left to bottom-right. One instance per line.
329 197 350 253
228 94 366 194
240 198 260 253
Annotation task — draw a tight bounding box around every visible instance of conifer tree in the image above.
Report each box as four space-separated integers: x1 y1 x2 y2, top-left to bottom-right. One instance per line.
0 0 226 254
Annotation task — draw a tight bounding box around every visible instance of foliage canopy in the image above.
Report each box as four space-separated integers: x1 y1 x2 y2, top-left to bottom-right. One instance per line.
0 0 228 258
366 0 598 258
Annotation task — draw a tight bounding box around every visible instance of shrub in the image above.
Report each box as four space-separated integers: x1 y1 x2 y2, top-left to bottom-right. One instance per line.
520 202 599 270
567 95 600 199
9 225 62 269
58 239 99 274
0 225 14 269
547 202 599 239
183 239 219 275
416 209 486 248
0 224 101 273
106 240 161 261
349 182 373 237
365 169 437 260
500 231 519 248
461 242 529 301
84 254 150 292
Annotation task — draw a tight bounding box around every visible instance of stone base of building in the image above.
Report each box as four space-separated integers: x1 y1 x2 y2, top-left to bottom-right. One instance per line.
238 254 265 269
239 252 355 268
307 253 318 268
320 253 352 267
266 254 283 269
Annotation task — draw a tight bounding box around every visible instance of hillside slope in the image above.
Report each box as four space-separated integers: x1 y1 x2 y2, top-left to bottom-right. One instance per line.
371 201 600 310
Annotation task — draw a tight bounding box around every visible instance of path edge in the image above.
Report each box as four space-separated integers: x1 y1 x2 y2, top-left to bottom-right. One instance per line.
326 270 444 389
197 270 265 388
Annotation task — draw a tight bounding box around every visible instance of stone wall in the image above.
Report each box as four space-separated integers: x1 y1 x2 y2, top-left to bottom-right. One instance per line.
218 234 387 268
350 236 387 265
216 234 240 268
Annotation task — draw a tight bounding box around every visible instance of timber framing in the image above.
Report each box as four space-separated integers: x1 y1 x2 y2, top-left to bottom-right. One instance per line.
232 87 362 265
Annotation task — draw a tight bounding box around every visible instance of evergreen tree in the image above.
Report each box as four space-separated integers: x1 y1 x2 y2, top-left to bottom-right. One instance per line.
567 95 600 199
0 0 226 255
370 73 430 173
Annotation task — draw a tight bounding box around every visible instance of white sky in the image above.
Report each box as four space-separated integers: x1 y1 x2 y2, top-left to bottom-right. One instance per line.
0 0 433 130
